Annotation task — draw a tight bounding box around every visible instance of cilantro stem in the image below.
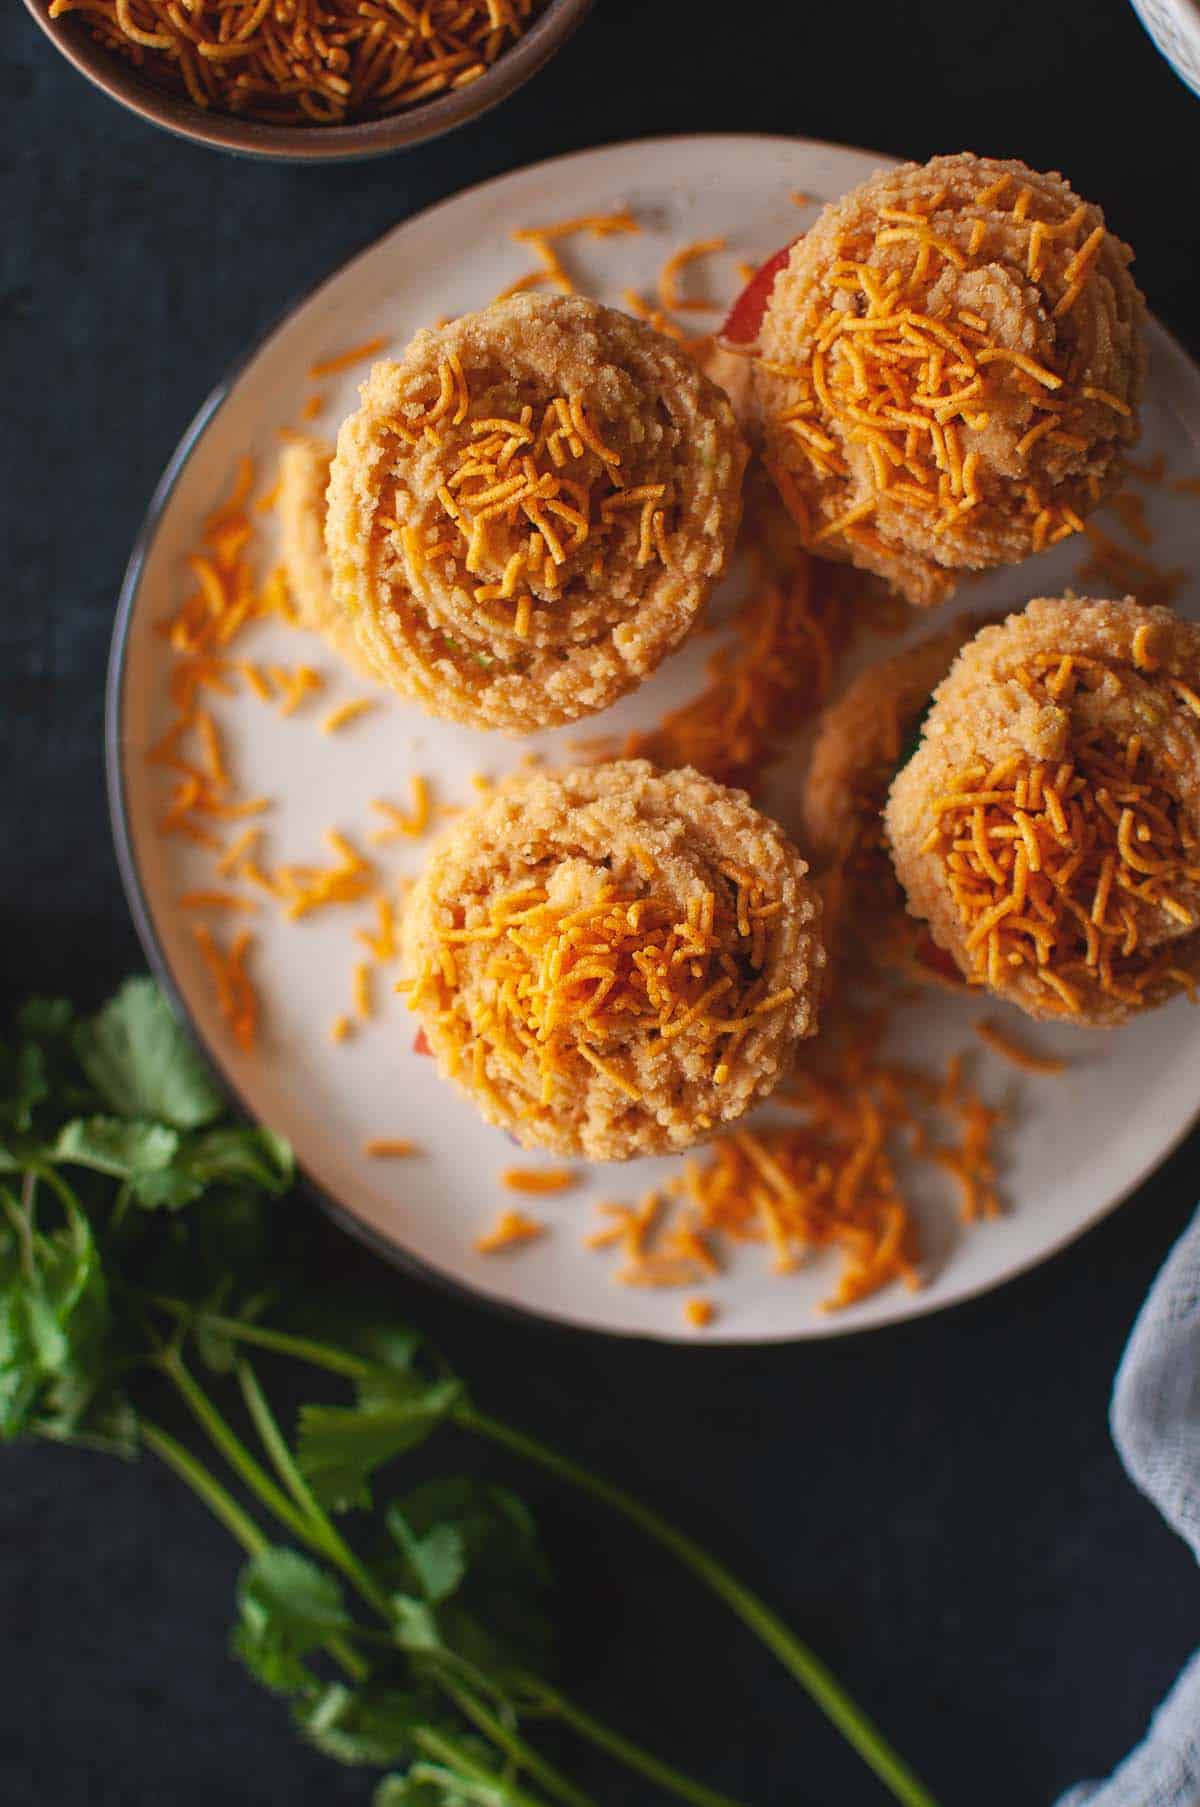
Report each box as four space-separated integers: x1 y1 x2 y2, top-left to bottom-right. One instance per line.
159 1349 320 1551
20 1169 38 1247
436 1674 597 1807
140 1419 269 1557
27 1159 84 1221
165 1349 401 1630
457 1408 940 1807
144 1301 374 1380
0 1185 35 1281
141 1417 371 1685
528 1684 746 1807
411 1735 551 1807
234 1357 395 1622
108 1180 135 1240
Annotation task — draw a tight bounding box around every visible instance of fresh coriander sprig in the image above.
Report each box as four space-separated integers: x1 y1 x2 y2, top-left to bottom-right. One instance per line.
0 979 941 1807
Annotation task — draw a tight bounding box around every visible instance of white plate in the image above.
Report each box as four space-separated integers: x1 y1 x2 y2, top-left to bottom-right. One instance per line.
108 134 1200 1343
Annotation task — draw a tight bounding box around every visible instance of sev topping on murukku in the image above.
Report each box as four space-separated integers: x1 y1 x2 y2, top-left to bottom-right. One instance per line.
420 365 674 636
922 723 1200 1015
400 761 823 1158
407 875 796 1109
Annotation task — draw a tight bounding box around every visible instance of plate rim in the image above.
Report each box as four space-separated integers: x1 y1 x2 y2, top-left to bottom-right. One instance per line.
106 130 1200 1345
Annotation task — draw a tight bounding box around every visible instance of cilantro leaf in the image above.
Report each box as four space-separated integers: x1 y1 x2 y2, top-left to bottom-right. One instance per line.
0 998 85 1157
295 1682 428 1766
53 1116 181 1180
296 1376 463 1512
232 1548 351 1694
75 980 223 1130
372 1482 551 1680
376 1756 526 1806
391 1595 443 1652
386 1511 466 1605
0 1045 49 1140
0 1186 110 1441
131 1125 293 1212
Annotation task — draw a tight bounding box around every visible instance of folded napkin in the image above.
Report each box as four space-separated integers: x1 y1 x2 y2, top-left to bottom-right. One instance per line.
1058 1208 1200 1806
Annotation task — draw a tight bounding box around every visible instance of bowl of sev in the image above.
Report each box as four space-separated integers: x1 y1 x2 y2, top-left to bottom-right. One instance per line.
22 0 593 161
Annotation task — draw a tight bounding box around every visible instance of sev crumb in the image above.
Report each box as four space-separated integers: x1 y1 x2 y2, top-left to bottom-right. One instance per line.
301 394 325 422
178 890 259 914
1108 490 1152 545
330 1013 354 1044
501 1166 577 1194
354 961 374 1021
495 210 641 303
475 1208 547 1254
974 1019 1068 1074
270 665 324 715
192 925 258 1052
685 1298 715 1329
364 1138 418 1158
321 697 377 734
1075 526 1185 609
658 236 727 313
356 894 400 962
1125 453 1166 484
370 778 431 843
309 336 390 380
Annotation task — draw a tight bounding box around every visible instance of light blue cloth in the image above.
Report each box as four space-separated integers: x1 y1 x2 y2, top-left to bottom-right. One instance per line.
1058 1209 1200 1807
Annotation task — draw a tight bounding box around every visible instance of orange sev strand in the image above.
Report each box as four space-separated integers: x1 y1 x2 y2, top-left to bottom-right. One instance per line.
309 335 389 380
501 1167 577 1194
974 1019 1067 1073
476 1209 546 1253
658 236 727 313
320 698 377 734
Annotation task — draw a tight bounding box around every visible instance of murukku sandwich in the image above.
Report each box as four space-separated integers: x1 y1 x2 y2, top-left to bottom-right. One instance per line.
885 596 1200 1023
732 153 1145 607
326 295 748 732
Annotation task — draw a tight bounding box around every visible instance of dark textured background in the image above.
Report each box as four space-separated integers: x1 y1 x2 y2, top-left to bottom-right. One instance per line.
3 3 1200 1803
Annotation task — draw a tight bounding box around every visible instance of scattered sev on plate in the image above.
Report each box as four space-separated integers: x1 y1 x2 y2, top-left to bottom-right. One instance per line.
583 1003 1005 1311
146 454 436 1056
47 0 547 126
476 1208 547 1254
974 1021 1067 1074
502 1167 578 1194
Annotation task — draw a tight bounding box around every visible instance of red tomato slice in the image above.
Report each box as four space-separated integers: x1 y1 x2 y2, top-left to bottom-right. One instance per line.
413 1027 432 1056
722 239 798 345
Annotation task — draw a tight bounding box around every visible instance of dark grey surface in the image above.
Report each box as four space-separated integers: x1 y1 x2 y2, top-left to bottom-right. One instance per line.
3 4 1200 1803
